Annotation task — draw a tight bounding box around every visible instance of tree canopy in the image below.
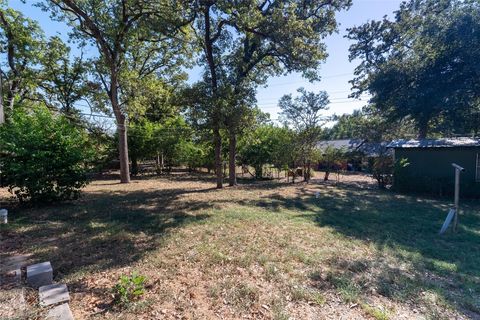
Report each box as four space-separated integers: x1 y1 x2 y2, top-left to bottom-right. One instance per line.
279 87 329 182
348 0 480 138
191 0 352 188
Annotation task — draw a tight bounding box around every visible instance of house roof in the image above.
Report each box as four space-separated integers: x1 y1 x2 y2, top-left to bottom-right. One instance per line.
387 137 480 148
317 139 389 157
317 139 365 151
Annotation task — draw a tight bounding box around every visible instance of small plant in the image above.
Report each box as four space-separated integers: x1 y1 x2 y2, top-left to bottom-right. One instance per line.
113 272 147 306
289 284 326 305
326 273 360 303
361 303 390 320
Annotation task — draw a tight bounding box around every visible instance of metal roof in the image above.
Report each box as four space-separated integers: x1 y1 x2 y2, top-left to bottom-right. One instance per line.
317 139 365 151
387 137 480 148
317 139 389 156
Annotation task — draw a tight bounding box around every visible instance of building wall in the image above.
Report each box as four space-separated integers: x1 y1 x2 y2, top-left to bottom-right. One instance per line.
393 147 480 197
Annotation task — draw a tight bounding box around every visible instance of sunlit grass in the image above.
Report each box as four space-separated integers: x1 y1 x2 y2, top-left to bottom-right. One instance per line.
2 175 479 319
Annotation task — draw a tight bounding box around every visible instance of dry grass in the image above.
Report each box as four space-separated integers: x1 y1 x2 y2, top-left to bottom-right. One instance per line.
1 172 480 319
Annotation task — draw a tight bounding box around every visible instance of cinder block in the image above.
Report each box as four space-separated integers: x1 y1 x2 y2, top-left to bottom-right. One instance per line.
26 262 53 288
46 303 74 320
39 283 70 307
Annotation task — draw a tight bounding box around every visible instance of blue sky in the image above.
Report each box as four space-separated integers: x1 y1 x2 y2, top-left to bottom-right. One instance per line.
254 0 403 121
11 0 402 122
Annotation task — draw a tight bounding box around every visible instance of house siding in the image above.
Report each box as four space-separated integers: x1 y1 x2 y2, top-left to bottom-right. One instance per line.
393 147 480 197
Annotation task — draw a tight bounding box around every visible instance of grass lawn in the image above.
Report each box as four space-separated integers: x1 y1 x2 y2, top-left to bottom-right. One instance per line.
1 173 480 319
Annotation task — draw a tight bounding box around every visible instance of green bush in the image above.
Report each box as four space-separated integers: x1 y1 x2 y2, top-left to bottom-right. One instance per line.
0 106 93 203
372 155 394 189
113 272 146 306
373 156 409 190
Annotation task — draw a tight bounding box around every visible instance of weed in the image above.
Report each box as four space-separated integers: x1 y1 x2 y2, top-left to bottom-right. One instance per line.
264 263 279 281
113 272 147 306
361 303 390 320
271 297 290 320
289 284 325 305
326 273 360 303
211 280 260 311
229 283 259 309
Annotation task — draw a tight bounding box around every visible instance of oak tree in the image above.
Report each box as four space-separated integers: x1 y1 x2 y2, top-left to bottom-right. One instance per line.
45 0 192 183
192 0 352 188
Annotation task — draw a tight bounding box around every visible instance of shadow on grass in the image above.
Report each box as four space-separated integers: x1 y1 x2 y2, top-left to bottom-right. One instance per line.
0 187 217 281
0 176 293 283
254 183 480 315
2 174 480 316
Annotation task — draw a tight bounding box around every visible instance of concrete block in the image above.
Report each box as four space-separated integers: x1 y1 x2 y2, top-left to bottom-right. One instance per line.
45 303 74 320
39 283 70 307
27 262 53 288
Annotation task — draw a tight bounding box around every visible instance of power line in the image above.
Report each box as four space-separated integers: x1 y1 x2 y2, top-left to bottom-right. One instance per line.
258 100 367 109
257 96 369 105
265 72 355 88
256 95 368 103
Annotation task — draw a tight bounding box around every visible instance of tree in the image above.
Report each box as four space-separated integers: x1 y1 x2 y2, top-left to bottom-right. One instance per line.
325 108 417 141
0 5 45 122
319 146 345 181
127 116 194 174
127 120 157 175
238 125 289 179
348 0 480 138
154 116 192 171
279 88 329 182
175 140 209 172
224 86 257 186
38 36 90 121
225 102 269 184
192 0 352 188
0 105 94 202
44 0 192 183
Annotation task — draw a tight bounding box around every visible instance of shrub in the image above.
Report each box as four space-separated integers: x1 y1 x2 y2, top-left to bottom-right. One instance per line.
113 272 147 306
374 156 409 190
0 106 93 202
372 155 394 189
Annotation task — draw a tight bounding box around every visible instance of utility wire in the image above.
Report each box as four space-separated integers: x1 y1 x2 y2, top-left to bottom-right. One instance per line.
265 72 355 87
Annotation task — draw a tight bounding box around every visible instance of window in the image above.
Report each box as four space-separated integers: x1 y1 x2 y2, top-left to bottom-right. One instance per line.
476 153 480 182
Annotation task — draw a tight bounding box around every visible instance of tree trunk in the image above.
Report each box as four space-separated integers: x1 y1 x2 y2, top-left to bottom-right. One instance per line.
161 153 164 172
131 156 138 175
228 132 237 186
417 118 429 139
155 153 161 175
204 6 222 188
111 92 130 183
7 91 14 110
255 165 263 179
0 69 4 124
117 118 131 183
324 171 330 181
214 126 223 188
110 67 130 183
306 161 311 183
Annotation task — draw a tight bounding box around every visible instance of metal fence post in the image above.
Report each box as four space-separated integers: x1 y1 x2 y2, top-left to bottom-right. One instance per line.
451 163 465 233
